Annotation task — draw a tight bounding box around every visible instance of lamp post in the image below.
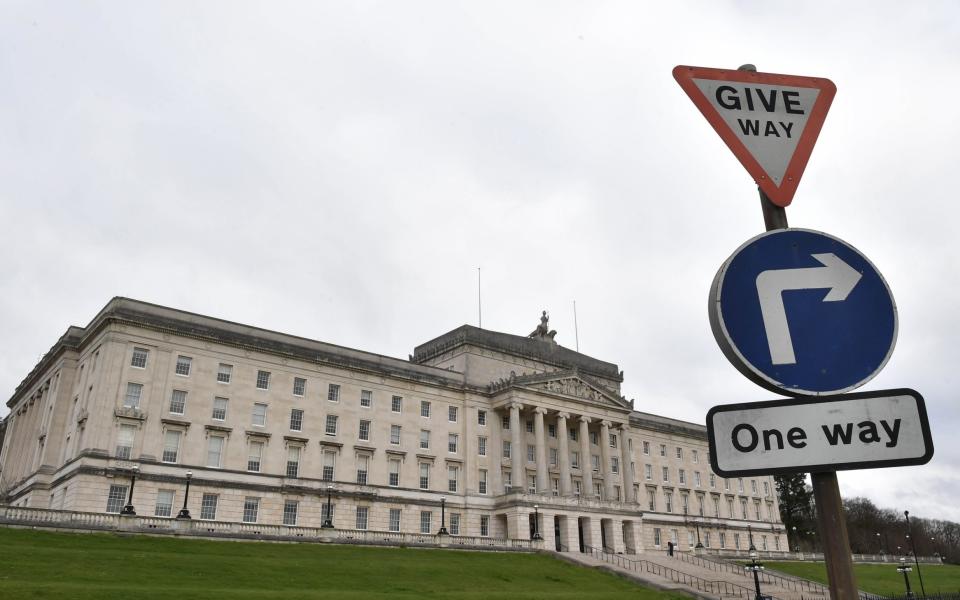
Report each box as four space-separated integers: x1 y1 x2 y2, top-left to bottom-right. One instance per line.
321 485 334 528
897 557 914 598
532 504 542 541
905 510 926 597
876 531 883 555
176 471 193 519
120 464 139 515
694 519 704 549
438 497 449 535
745 547 765 600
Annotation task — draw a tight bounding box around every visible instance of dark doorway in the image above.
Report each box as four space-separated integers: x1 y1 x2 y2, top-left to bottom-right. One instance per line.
554 516 561 551
577 517 585 553
528 513 537 540
600 520 608 551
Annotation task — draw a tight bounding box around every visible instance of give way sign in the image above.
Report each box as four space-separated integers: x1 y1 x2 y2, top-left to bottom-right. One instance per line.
673 65 836 207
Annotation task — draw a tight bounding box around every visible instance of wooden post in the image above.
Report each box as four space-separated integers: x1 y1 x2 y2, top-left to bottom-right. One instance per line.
812 472 860 599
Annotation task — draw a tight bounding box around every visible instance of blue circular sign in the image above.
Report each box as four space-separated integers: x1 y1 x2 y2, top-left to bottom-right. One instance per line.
709 229 897 396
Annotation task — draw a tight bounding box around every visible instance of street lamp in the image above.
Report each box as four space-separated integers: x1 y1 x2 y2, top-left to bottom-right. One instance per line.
745 548 765 600
438 497 449 535
176 471 193 519
876 531 883 555
532 504 542 541
121 465 139 516
897 557 914 598
321 485 334 528
694 520 704 549
905 510 927 597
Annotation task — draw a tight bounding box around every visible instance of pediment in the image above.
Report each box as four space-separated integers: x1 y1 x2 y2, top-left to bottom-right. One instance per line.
490 369 632 410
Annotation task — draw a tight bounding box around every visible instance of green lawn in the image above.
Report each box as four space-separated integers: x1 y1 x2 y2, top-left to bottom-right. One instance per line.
765 561 960 596
0 527 688 600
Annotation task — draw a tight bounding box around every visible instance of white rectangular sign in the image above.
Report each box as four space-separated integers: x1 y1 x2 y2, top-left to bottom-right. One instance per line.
707 389 933 477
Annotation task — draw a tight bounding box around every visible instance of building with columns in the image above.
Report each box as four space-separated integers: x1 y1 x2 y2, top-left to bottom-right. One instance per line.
0 298 787 554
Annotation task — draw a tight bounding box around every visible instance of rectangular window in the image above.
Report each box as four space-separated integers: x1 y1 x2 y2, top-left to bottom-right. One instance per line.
552 478 560 496
325 415 338 436
420 511 432 534
116 424 136 459
738 478 744 492
478 436 487 456
611 456 619 474
659 444 666 457
571 451 580 468
679 469 686 485
169 390 187 414
694 471 702 487
389 508 401 532
448 434 458 453
360 390 373 408
124 383 143 409
574 479 582 496
714 497 721 518
569 428 577 441
477 410 486 426
480 515 490 537
175 356 192 377
662 466 669 482
293 377 306 397
548 424 557 438
356 506 368 530
676 447 683 460
648 490 656 511
217 363 232 383
356 455 369 484
502 414 510 430
290 409 304 431
681 494 689 514
420 429 430 449
727 498 734 517
286 446 301 478
200 494 218 520
256 370 271 390
252 403 267 427
153 490 174 517
322 451 336 481
479 469 488 495
106 484 128 513
162 430 181 463
391 425 401 445
609 433 618 448
450 513 460 535
594 482 603 500
419 462 430 490
550 448 558 467
420 401 431 418
642 440 650 455
710 473 716 488
242 497 259 523
131 348 148 368
741 499 748 519
654 527 662 547
212 397 228 420
447 465 458 492
751 479 758 494
448 406 458 422
614 485 621 501
527 445 535 463
526 420 534 433
591 454 600 472
720 532 727 549
389 459 400 487
502 440 511 459
247 441 263 472
735 533 741 550
327 384 340 403
359 420 371 442
529 475 537 494
589 431 598 445
206 435 224 468
283 500 298 526
391 396 402 413
692 449 699 463
644 464 652 480
321 502 335 525
665 492 673 513
763 481 770 496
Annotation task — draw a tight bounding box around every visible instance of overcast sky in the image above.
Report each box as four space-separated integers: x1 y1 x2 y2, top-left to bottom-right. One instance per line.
2 1 959 522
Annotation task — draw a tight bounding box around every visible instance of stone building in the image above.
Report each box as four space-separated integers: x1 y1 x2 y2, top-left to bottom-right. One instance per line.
0 298 787 553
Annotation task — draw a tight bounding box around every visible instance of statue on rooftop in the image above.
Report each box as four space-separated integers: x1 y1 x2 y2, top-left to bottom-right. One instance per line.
528 310 557 341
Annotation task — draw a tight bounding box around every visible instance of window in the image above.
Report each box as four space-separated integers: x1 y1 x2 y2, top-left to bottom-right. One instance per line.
688 531 696 548
654 528 662 547
734 533 741 550
609 433 618 448
389 508 401 532
662 466 669 482
360 390 372 408
448 434 458 453
200 494 218 520
321 502 335 525
479 469 488 494
217 363 232 383
611 457 619 473
252 403 267 427
356 506 368 530
420 511 432 534
720 532 726 549
710 473 716 488
504 469 512 491
116 424 135 459
727 498 734 517
751 479 758 494
502 441 511 459
763 481 770 496
450 513 460 535
659 444 667 457
162 430 181 463
327 384 340 403
420 429 430 449
692 449 699 463
571 451 580 468
738 478 744 492
642 441 650 455
695 471 702 487
526 444 535 462
419 462 430 490
614 485 621 501
359 420 371 442
574 479 582 497
283 500 298 526
549 448 558 466
124 383 143 409
714 497 721 518
293 377 306 397
154 490 175 517
390 425 401 445
593 482 602 500
448 406 458 422
391 396 402 413
420 401 431 418
356 455 369 484
679 469 686 485
247 441 263 472
681 494 690 514
644 464 652 480
106 485 127 513
242 497 259 523
175 356 192 377
480 515 490 537
169 390 187 414
569 428 577 441
389 459 400 487
286 446 301 478
131 348 148 368
447 465 458 492
755 501 762 520
290 409 304 431
725 478 731 491
322 451 336 481
256 370 271 390
529 475 538 494
478 436 486 456
741 499 748 519
591 454 600 472
206 436 224 468
325 415 338 436
526 420 534 433
762 535 768 550
665 491 673 513
502 414 510 429
548 424 557 438
212 397 228 421
676 447 683 460
477 410 486 426
647 490 656 511
589 431 598 445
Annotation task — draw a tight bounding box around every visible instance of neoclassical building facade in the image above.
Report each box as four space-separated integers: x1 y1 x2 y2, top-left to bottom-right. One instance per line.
0 298 787 553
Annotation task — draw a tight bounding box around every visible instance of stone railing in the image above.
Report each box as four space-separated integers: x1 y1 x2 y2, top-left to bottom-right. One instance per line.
0 504 538 552
696 547 943 565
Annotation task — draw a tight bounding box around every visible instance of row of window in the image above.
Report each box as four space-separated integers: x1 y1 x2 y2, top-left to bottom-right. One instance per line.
644 487 776 521
652 527 781 552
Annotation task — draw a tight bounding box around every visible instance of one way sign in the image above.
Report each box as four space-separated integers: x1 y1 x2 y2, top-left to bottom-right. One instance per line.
673 65 836 207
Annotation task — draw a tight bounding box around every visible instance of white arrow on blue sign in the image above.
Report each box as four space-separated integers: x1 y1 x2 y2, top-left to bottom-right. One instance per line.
709 228 897 396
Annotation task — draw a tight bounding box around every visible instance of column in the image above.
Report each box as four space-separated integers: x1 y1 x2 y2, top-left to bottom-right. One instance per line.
600 421 614 501
610 519 626 554
620 424 636 503
557 412 572 496
578 416 593 497
509 402 523 489
558 515 579 552
533 407 549 494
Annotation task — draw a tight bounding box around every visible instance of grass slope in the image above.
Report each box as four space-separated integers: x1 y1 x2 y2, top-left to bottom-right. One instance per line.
0 527 688 600
765 561 960 596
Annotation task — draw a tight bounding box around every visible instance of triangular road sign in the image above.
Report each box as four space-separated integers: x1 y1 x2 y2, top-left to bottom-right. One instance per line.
673 65 836 207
